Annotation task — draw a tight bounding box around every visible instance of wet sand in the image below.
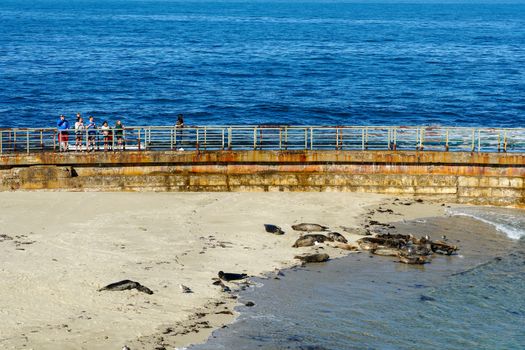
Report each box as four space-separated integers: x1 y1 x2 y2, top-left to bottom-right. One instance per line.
0 192 444 350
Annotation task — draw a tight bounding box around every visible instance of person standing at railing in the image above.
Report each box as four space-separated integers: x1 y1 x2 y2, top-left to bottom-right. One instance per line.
101 120 112 152
57 114 70 152
114 120 124 151
175 114 184 145
74 116 85 152
86 116 97 152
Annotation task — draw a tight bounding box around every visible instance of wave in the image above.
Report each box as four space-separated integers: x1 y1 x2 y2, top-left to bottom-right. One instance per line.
447 206 525 240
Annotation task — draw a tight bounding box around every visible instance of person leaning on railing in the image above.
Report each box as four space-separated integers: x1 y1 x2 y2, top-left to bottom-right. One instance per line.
74 115 85 152
114 120 125 151
57 114 70 152
86 116 97 152
175 114 184 145
100 121 113 152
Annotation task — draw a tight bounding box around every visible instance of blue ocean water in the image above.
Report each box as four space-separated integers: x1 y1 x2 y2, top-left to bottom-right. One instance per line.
1 1 525 128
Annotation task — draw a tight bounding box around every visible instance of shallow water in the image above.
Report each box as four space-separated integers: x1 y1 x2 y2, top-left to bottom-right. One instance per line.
1 1 525 127
192 215 525 350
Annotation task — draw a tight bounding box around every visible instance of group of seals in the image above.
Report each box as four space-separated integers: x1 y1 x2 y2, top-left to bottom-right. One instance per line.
357 233 459 264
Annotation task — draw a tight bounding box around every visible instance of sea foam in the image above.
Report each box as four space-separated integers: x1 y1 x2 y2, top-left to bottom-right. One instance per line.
447 206 525 240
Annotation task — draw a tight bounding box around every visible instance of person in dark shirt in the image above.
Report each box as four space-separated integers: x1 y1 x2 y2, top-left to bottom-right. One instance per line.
114 120 125 151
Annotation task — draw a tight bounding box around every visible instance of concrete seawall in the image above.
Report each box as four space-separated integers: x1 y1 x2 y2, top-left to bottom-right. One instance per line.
1 150 524 206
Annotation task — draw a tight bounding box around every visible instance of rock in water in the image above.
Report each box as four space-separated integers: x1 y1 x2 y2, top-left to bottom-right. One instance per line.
98 280 154 295
218 271 248 281
291 223 329 232
294 253 330 263
264 224 285 235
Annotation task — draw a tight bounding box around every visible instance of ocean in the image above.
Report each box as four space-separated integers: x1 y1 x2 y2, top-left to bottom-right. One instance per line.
191 211 525 350
1 1 525 128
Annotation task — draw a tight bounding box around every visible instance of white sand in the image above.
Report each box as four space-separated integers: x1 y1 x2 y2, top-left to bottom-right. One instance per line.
0 192 444 350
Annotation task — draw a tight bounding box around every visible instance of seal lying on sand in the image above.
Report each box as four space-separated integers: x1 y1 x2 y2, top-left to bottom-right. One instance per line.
327 232 348 243
294 253 330 263
340 226 371 236
291 223 328 232
430 240 459 255
218 271 248 281
264 224 284 235
292 234 333 248
292 236 316 248
98 280 154 295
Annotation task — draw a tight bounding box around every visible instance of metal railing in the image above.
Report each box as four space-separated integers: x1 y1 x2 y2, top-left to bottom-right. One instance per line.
0 125 524 154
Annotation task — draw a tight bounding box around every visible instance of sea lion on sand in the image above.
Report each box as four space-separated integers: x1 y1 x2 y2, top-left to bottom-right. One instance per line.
431 240 458 255
371 248 401 257
397 255 430 265
291 223 328 232
294 253 330 263
218 271 248 281
340 226 371 236
98 280 153 295
327 232 348 243
303 234 333 242
292 236 316 248
334 243 359 251
264 224 284 235
358 241 378 251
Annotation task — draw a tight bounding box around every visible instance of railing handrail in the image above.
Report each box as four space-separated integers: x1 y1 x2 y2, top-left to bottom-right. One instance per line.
1 125 524 154
2 125 525 131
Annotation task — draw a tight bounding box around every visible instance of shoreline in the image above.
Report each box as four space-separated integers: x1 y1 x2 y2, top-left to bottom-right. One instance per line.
0 192 448 350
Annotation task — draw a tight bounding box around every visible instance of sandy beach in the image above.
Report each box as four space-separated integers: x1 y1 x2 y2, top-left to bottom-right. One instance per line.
0 192 445 350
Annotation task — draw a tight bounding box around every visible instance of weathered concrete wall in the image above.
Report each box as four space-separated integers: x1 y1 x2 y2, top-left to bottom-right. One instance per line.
1 150 524 206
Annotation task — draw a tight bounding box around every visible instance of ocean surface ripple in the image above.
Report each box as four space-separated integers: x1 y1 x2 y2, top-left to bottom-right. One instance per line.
1 1 525 128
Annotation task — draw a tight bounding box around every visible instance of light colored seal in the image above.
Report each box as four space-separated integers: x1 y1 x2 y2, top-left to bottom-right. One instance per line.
291 223 328 232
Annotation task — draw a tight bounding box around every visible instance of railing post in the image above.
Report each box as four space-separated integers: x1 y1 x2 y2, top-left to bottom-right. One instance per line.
228 127 232 150
137 129 141 151
279 128 282 150
477 129 481 152
387 128 391 150
170 127 174 150
285 127 288 150
253 127 257 150
310 127 313 150
196 128 200 150
221 128 225 150
503 130 507 152
361 128 365 150
0 130 2 154
304 128 307 150
204 127 207 150
471 129 475 152
419 128 424 151
393 128 397 150
445 129 449 151
26 130 30 154
40 130 44 151
112 128 115 151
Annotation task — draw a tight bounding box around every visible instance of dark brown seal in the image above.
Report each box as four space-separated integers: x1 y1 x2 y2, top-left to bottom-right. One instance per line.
294 253 330 263
98 280 153 295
